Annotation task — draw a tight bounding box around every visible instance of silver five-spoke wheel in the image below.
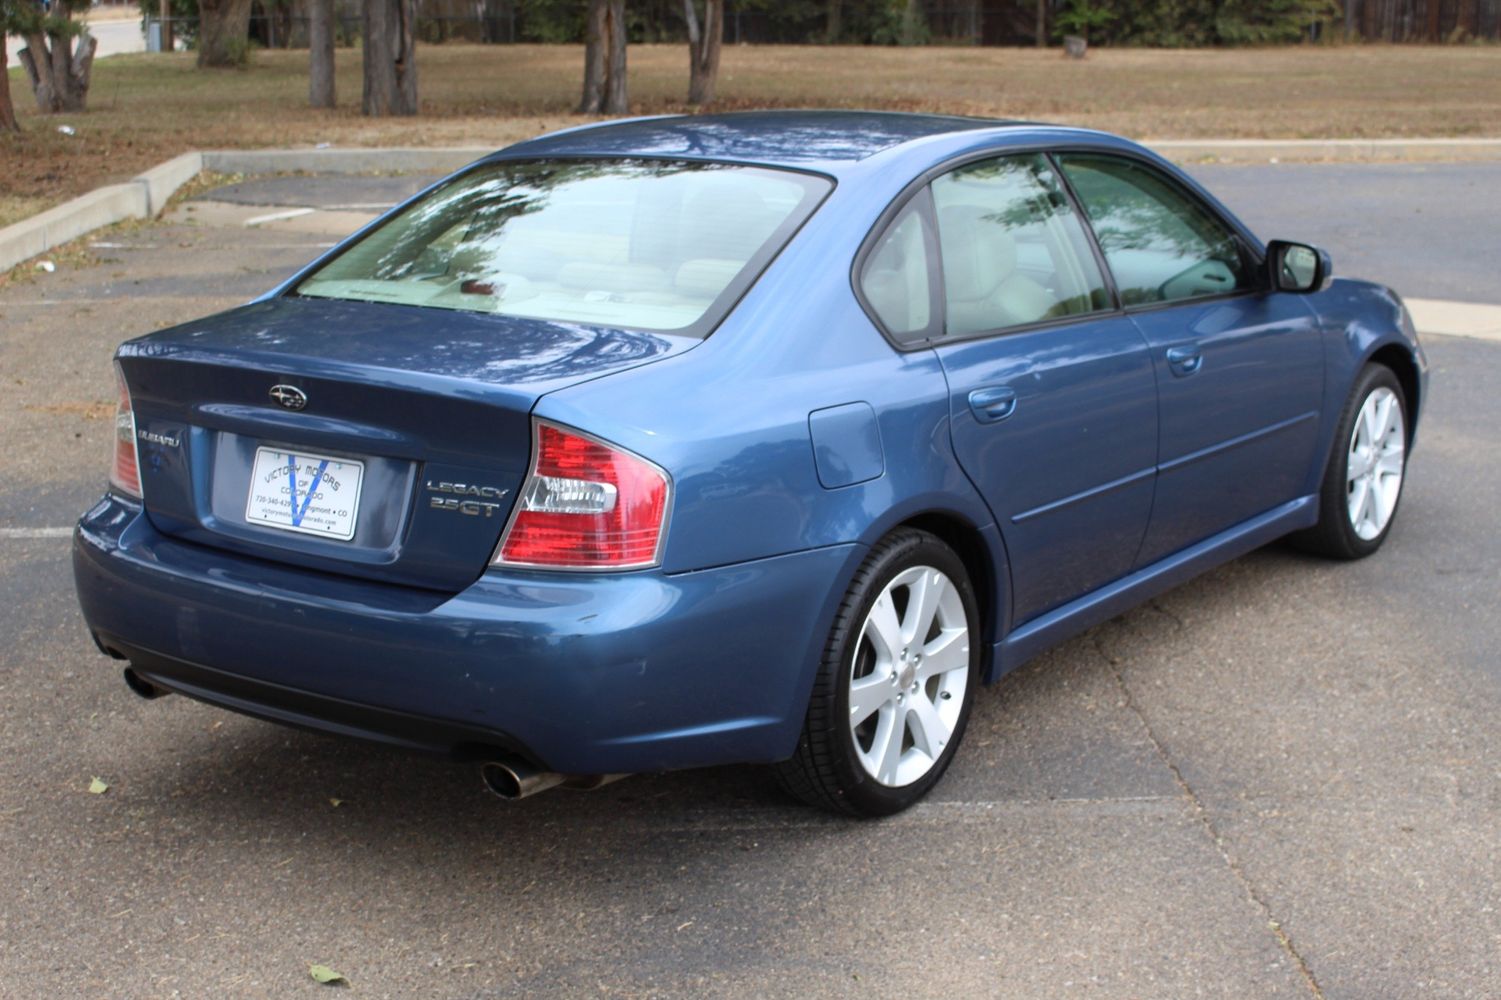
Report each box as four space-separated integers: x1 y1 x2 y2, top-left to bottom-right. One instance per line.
1346 385 1406 541
848 566 971 787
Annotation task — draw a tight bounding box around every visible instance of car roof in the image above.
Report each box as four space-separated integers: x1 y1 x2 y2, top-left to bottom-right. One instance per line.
494 110 1032 169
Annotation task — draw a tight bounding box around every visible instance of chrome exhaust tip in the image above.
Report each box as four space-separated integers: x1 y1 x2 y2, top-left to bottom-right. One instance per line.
122 667 172 700
480 758 629 800
480 758 568 800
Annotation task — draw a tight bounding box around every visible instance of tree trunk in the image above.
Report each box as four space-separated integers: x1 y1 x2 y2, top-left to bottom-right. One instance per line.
603 0 627 114
362 0 418 115
19 30 98 113
1036 0 1047 45
579 0 607 112
160 0 176 53
684 0 721 106
0 32 19 133
899 0 925 45
579 0 626 115
309 0 337 107
197 0 255 67
481 0 511 42
826 0 841 42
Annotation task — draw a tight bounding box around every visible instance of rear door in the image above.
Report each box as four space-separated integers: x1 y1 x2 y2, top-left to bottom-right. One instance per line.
1057 154 1325 565
921 154 1160 623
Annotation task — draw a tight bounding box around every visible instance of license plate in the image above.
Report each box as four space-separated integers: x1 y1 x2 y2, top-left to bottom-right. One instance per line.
245 447 364 541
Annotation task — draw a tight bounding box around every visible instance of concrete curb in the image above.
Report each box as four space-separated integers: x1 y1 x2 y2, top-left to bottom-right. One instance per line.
1407 298 1501 343
0 153 205 273
0 183 149 273
5 136 1501 274
135 152 206 216
202 147 491 176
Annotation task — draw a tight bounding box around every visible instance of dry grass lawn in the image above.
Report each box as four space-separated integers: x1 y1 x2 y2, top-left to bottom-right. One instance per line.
3 43 1500 221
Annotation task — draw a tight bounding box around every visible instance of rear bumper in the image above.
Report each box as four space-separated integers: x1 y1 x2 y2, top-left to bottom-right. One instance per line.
73 495 857 774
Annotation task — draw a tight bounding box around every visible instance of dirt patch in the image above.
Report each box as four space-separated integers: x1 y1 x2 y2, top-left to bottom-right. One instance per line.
24 401 115 420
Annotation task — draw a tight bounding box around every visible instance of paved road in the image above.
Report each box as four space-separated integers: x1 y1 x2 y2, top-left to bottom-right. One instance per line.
1190 162 1501 305
1 164 1498 998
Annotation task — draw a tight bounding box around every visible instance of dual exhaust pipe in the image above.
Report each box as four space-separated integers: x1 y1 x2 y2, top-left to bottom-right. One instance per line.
121 666 618 802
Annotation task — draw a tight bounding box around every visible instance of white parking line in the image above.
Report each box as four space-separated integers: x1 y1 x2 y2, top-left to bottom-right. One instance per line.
1407 298 1501 343
243 207 317 228
0 527 73 539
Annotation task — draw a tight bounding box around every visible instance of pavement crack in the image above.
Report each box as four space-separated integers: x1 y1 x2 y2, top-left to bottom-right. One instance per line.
1092 630 1326 1000
1147 598 1186 630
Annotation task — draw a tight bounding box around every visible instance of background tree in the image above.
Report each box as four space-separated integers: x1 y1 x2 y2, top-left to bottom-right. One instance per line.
197 0 254 67
0 15 19 132
363 0 418 115
897 0 927 43
10 0 97 113
578 0 626 114
309 0 337 107
1054 0 1114 42
683 0 722 105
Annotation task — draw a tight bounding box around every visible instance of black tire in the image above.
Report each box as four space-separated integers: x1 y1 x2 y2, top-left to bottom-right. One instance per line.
1290 364 1409 560
775 528 981 817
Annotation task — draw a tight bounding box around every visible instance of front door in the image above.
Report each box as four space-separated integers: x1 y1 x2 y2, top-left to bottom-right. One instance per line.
1057 153 1325 565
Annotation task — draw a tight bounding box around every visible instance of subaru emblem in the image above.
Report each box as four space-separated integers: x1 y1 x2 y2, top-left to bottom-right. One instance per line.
269 384 308 411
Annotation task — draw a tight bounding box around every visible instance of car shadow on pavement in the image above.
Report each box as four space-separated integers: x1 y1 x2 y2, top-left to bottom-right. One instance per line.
104 543 1330 843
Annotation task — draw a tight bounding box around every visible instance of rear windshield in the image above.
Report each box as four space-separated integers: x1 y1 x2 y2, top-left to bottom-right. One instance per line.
294 158 831 335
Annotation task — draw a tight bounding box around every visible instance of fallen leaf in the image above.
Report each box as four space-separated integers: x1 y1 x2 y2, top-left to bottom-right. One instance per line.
88 777 109 795
308 964 348 986
329 798 344 808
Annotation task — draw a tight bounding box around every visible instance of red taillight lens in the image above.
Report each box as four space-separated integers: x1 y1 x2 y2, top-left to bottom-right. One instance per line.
109 364 142 499
495 421 670 570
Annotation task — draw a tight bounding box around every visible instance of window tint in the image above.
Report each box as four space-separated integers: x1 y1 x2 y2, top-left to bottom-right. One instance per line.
296 159 830 335
859 197 936 343
931 154 1110 338
1058 154 1252 306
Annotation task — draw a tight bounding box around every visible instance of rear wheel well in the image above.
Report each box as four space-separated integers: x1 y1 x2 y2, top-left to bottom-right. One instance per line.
1370 344 1420 441
899 512 999 673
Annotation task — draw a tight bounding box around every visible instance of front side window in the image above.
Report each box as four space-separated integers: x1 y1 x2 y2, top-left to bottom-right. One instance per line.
295 159 831 335
1058 154 1253 307
931 154 1110 339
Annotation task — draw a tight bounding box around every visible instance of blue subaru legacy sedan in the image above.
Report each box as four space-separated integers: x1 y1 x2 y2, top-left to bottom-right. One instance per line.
73 111 1426 816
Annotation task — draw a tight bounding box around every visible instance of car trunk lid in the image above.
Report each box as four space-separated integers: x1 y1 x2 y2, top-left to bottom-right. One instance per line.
119 297 693 591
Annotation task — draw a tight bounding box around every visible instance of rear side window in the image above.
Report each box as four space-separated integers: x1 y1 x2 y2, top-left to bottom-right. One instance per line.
931 154 1111 338
859 196 938 344
295 159 831 336
1058 154 1252 307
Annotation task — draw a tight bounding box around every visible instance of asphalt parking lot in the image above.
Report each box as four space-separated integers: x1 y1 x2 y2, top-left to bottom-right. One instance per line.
1 162 1498 999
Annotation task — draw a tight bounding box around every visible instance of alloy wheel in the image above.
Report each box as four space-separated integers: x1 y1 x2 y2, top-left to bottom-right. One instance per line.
1346 386 1406 541
847 565 971 787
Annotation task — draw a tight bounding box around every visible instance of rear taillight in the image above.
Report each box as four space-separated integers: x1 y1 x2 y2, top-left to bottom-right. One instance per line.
109 363 142 499
495 420 670 570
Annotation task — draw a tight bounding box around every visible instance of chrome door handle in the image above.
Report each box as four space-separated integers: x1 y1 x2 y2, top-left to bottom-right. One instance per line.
968 386 1018 423
1166 345 1203 377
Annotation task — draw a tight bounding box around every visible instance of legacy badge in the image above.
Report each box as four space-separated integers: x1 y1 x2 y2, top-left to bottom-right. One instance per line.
426 480 510 518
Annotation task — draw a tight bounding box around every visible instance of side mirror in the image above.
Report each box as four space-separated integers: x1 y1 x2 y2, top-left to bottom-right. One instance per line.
1266 240 1332 293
